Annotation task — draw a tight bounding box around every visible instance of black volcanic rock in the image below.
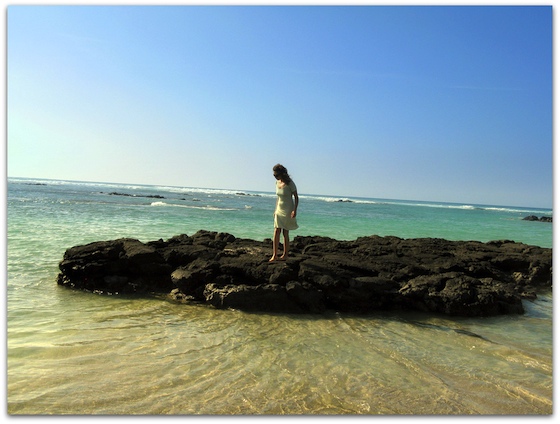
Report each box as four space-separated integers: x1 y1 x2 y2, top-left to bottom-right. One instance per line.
57 230 552 317
523 215 552 223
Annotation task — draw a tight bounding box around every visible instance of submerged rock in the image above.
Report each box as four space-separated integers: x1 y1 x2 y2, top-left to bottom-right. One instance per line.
57 230 552 317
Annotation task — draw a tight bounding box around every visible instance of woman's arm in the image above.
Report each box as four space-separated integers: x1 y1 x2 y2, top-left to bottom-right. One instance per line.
291 191 299 218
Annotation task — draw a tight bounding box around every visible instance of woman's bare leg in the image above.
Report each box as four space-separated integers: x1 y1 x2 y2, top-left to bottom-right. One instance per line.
270 227 281 261
280 229 289 259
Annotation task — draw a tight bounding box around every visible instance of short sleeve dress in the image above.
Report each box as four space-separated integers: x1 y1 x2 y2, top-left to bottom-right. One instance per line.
274 180 299 230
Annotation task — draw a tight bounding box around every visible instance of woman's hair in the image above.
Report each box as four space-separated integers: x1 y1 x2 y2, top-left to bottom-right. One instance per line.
273 164 292 184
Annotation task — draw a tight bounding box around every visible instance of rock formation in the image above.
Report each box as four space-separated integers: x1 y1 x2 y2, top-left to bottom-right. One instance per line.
523 215 552 223
57 230 552 317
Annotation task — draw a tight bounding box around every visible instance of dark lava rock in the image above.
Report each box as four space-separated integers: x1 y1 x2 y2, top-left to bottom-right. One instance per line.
523 215 552 223
57 230 552 317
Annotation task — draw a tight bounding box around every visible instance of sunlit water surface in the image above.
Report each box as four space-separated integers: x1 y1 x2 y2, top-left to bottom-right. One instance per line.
7 178 552 414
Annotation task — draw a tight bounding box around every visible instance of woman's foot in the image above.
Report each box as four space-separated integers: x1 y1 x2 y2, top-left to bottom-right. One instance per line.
278 255 287 261
269 256 277 262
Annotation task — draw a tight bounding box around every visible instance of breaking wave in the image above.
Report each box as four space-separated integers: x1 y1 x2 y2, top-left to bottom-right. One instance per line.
150 201 237 211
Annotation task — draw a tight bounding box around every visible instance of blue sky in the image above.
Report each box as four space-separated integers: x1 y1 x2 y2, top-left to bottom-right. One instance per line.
7 4 552 207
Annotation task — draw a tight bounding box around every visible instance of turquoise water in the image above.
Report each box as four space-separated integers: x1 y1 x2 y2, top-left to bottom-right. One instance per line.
6 177 553 414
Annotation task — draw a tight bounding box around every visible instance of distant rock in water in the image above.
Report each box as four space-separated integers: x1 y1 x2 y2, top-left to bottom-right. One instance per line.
57 230 552 317
105 192 165 199
523 215 552 223
235 192 260 197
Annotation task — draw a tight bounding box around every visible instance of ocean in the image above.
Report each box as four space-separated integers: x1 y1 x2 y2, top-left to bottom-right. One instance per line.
6 177 553 415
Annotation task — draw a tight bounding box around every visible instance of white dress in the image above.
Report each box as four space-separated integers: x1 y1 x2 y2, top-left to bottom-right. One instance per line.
274 180 298 230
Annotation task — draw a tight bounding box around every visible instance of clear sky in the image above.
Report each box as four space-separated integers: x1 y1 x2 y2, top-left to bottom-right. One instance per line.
6 3 553 208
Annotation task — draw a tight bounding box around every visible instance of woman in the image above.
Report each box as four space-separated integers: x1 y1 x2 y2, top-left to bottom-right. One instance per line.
270 164 299 262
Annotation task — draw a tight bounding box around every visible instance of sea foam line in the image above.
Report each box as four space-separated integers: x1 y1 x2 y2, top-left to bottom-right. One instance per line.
306 195 551 214
150 201 237 211
9 177 550 215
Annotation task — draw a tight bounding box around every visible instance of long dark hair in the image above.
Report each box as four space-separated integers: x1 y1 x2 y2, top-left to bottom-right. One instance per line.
273 164 292 184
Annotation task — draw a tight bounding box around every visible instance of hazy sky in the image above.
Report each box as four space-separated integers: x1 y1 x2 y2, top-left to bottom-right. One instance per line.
7 4 552 207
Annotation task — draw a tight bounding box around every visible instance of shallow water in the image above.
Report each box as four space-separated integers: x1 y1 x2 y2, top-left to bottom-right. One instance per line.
6 178 553 414
8 290 552 414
